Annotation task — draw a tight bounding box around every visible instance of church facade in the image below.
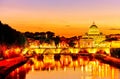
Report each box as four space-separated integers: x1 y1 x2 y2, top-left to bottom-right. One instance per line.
80 23 106 48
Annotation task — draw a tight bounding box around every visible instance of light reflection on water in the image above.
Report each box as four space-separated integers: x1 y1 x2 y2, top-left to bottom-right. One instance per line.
5 56 120 79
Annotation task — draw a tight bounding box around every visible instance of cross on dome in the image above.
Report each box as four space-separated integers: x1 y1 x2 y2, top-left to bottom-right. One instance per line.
92 21 95 25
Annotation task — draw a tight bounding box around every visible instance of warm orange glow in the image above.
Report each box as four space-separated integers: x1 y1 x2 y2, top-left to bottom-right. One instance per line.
111 41 120 48
6 56 120 79
87 48 97 54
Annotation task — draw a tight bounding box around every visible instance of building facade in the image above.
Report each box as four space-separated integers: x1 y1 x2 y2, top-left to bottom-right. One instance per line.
80 23 106 48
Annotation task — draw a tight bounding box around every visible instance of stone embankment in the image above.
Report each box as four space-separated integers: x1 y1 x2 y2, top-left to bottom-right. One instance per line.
95 54 120 68
0 56 28 79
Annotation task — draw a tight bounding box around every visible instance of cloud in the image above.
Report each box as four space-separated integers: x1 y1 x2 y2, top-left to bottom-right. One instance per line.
109 28 120 30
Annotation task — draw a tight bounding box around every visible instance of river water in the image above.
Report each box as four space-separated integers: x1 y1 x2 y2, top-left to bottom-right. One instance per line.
5 56 120 79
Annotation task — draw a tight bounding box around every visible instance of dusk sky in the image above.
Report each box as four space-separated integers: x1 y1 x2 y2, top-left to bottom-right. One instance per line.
0 0 120 37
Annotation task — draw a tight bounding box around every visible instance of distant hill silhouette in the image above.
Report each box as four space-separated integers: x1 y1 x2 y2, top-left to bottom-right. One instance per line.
0 21 25 46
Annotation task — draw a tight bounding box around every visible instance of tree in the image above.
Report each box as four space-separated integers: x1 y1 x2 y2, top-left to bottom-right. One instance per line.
46 31 55 38
39 32 46 44
68 36 77 48
0 21 26 46
68 40 75 47
111 48 120 58
34 32 40 40
24 32 34 38
45 31 55 44
54 36 60 48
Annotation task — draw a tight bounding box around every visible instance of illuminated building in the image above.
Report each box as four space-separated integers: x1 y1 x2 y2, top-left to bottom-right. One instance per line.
80 22 106 48
108 34 120 40
23 23 112 54
111 41 120 48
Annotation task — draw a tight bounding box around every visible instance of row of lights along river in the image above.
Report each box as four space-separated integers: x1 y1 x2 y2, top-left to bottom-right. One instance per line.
5 53 120 79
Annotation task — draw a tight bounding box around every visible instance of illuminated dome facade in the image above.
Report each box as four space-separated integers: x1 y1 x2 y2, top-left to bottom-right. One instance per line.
80 22 106 48
88 24 100 35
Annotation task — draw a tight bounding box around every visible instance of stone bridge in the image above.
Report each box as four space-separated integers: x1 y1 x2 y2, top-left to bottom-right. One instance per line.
22 47 110 55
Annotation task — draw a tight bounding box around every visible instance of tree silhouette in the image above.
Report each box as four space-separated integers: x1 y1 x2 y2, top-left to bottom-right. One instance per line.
24 32 34 38
68 36 77 47
39 32 46 44
46 31 55 38
0 21 26 46
54 36 60 48
45 31 55 44
111 48 120 58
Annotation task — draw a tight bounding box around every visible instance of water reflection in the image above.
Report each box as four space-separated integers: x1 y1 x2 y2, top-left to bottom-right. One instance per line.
5 56 120 79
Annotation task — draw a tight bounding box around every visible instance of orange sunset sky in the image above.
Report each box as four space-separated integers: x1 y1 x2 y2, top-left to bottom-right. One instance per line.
0 0 120 37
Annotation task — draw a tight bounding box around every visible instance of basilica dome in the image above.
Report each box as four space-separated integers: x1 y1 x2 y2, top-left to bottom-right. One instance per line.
81 22 106 48
88 23 100 35
90 24 98 29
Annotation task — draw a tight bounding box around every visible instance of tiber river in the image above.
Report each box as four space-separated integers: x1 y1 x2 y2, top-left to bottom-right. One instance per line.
5 55 120 79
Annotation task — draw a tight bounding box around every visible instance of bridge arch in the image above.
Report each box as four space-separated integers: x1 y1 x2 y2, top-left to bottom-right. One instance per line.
59 48 72 67
43 48 55 54
78 49 89 54
25 49 37 55
60 48 71 54
43 48 55 63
